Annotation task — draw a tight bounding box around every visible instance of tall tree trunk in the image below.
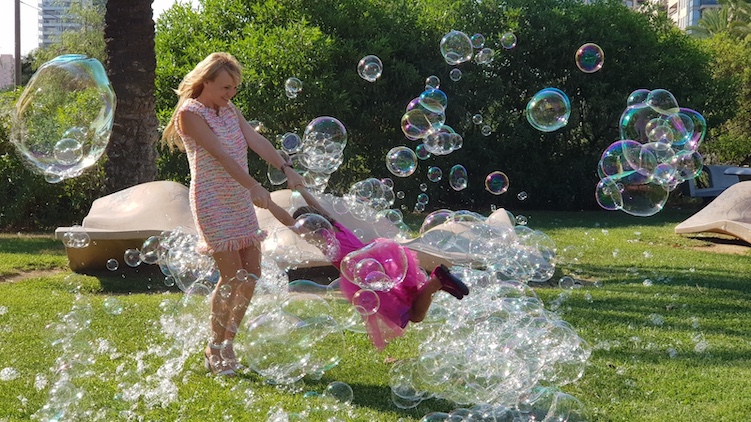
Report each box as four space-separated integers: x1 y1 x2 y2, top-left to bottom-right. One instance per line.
103 0 158 194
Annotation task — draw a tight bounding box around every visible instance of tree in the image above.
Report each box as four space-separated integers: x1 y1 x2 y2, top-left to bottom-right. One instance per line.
154 0 714 211
689 0 751 40
103 0 158 194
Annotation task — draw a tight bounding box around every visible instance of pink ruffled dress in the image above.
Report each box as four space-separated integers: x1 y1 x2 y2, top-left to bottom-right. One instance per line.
331 221 429 350
176 99 266 254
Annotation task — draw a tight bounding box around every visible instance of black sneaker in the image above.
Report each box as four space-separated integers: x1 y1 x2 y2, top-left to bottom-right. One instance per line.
432 264 469 299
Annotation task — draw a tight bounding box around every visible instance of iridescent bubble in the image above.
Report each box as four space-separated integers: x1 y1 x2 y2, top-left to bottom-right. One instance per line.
352 289 380 316
11 54 115 182
595 176 622 211
416 192 429 206
449 164 468 191
646 89 679 115
481 125 492 136
472 114 483 125
475 47 494 65
386 146 418 177
397 191 405 199
123 249 141 267
419 183 428 192
303 116 347 151
284 77 303 95
574 43 604 73
427 166 442 182
404 97 446 139
500 32 517 49
423 126 459 155
357 55 383 82
440 30 473 65
140 235 160 265
401 109 434 140
281 132 302 154
106 258 119 271
616 177 669 217
518 191 528 201
324 381 354 404
470 33 485 49
425 75 440 90
415 143 431 160
485 171 510 195
419 89 448 113
449 68 462 82
627 89 650 106
526 88 571 132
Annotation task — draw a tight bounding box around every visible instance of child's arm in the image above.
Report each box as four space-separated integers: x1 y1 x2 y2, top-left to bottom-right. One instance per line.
295 188 334 221
266 199 297 227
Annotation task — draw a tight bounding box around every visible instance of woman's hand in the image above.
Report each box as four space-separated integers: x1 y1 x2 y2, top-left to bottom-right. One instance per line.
250 184 271 208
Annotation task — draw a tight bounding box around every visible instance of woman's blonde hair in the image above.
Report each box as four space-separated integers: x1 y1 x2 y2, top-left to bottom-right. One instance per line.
161 52 243 151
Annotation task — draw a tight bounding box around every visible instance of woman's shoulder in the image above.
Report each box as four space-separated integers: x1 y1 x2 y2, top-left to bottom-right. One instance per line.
180 98 206 115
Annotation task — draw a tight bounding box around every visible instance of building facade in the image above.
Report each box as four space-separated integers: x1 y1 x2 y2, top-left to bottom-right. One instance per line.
37 0 93 48
0 54 14 89
665 0 721 29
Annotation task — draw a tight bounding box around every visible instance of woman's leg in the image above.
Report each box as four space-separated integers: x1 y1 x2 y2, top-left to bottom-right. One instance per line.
408 277 441 323
222 245 262 363
206 249 244 374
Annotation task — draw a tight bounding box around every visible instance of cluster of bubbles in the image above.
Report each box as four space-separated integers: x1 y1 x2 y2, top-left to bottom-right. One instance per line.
61 225 91 249
417 209 556 282
284 77 303 99
105 227 221 292
10 54 116 183
357 55 383 82
269 116 348 193
33 293 97 421
595 89 707 216
389 268 591 411
418 386 588 421
526 87 571 132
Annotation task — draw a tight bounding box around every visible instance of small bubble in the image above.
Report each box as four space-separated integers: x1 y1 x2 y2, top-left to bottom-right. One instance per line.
106 258 119 271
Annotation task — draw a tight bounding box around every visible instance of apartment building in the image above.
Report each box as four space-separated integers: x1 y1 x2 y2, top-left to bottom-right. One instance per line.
37 0 93 48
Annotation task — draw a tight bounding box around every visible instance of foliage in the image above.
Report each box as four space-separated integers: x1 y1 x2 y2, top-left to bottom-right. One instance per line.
698 34 751 165
154 0 715 212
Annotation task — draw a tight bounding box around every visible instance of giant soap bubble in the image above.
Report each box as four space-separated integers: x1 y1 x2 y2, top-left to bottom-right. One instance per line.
11 54 116 183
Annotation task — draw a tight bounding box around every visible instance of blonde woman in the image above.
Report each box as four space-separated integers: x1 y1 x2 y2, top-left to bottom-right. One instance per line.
163 52 305 376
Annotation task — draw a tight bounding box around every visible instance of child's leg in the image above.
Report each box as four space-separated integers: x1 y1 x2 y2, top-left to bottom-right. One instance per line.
408 277 441 323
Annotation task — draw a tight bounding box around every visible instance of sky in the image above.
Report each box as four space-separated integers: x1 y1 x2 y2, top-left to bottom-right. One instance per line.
0 0 185 57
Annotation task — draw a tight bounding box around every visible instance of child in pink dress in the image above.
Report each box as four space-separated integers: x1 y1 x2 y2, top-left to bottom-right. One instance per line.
277 190 469 350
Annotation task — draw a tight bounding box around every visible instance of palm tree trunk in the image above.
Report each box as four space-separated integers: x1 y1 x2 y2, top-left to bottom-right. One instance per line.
103 0 158 194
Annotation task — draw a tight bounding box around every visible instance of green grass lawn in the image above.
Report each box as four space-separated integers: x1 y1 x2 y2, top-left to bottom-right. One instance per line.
1 210 751 421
